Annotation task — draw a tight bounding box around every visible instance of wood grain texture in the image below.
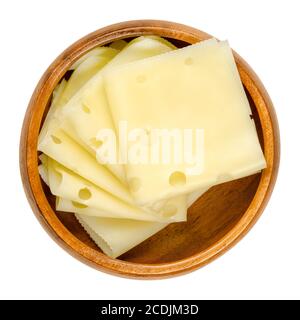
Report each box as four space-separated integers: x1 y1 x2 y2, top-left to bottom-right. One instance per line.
19 20 280 279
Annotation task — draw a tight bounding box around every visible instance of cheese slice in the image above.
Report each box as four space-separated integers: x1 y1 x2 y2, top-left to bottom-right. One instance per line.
69 46 117 70
73 183 208 259
39 129 189 220
38 158 160 221
38 79 67 144
38 37 204 221
40 151 209 210
58 36 175 182
38 153 49 185
59 48 118 105
40 154 204 222
39 157 208 257
40 154 189 221
109 39 128 50
75 213 168 258
143 35 177 50
57 193 187 222
38 49 134 204
104 39 266 205
103 36 175 69
47 158 183 222
39 129 133 204
38 164 48 185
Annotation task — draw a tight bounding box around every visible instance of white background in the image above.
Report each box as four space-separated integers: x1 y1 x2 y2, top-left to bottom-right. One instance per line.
0 0 299 300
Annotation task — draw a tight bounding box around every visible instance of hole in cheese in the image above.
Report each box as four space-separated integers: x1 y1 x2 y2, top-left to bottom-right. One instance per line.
51 135 62 144
169 171 186 187
82 103 91 114
78 187 92 200
128 177 141 192
89 137 103 149
145 126 151 135
249 114 254 120
72 201 88 209
161 204 178 217
184 57 193 65
136 75 146 83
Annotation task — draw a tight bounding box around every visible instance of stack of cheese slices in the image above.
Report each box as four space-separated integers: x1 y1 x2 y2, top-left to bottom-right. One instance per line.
38 36 266 258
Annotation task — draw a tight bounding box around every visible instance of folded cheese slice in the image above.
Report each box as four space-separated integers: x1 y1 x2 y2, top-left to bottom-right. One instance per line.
40 156 169 257
39 156 209 257
38 37 207 220
59 47 118 105
109 39 128 51
38 79 67 145
72 183 208 258
47 158 187 222
75 213 168 258
39 129 133 204
38 49 134 204
54 36 192 216
146 35 177 50
40 46 117 156
56 193 187 222
69 46 118 70
38 153 49 176
39 153 206 222
57 186 208 217
104 39 266 205
38 158 190 222
58 36 175 182
39 153 209 210
38 164 49 186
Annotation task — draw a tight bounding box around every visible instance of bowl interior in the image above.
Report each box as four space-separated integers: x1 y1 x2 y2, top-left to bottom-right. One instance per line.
39 36 264 264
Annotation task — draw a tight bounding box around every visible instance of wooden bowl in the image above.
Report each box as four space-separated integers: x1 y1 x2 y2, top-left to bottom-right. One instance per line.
20 20 280 279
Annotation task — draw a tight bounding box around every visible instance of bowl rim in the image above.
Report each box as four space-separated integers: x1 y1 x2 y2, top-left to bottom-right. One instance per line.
19 19 280 279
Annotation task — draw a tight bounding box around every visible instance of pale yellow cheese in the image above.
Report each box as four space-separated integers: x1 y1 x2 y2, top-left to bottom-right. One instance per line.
38 37 211 222
109 39 128 51
60 48 118 105
40 153 200 222
38 154 49 185
73 179 207 259
39 128 189 220
55 183 208 222
47 158 182 222
38 79 67 145
40 155 209 211
75 213 168 258
69 46 117 70
104 39 266 205
58 36 175 182
38 158 161 221
39 129 133 204
57 193 187 222
38 49 134 203
38 164 48 185
38 38 190 222
40 154 189 222
143 35 177 50
40 156 208 257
